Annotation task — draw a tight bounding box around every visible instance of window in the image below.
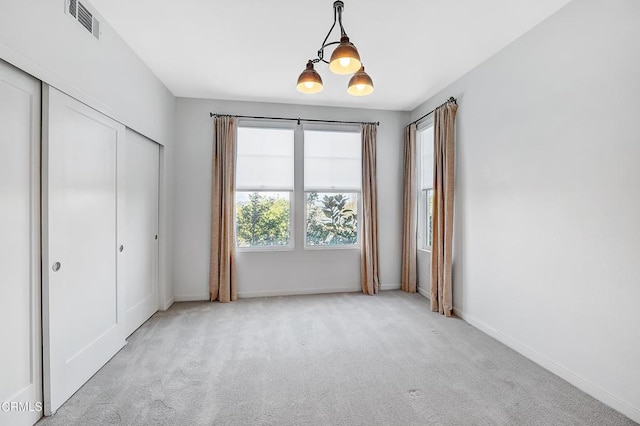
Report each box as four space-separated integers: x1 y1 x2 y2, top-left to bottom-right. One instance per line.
417 125 434 250
235 126 294 248
304 129 361 246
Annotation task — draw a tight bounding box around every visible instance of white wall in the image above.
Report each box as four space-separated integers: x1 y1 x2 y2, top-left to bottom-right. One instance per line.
173 98 408 300
0 1 176 309
0 1 173 145
411 0 640 421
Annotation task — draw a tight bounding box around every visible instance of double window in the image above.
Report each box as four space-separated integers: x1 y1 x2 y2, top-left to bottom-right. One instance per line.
234 125 361 249
417 125 434 251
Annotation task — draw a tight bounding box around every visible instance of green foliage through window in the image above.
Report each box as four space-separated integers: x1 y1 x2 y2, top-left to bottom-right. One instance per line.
306 192 358 246
236 192 290 247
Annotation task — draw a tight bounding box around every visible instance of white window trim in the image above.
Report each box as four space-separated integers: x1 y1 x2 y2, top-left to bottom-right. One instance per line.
417 120 435 253
417 188 433 253
417 190 428 253
302 122 361 133
302 124 362 250
235 119 297 251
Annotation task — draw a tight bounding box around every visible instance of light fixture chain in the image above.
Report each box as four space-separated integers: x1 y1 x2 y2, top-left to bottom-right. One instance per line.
336 3 347 37
319 6 338 57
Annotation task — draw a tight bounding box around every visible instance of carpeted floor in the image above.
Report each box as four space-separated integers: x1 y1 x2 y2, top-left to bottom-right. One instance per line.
38 291 635 425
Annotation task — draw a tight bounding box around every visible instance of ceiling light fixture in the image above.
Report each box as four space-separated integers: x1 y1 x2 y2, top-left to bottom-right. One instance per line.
296 1 374 96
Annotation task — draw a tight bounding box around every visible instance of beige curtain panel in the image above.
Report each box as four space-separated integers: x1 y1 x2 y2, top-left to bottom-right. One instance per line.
430 103 458 316
209 116 238 303
361 123 380 295
401 123 417 293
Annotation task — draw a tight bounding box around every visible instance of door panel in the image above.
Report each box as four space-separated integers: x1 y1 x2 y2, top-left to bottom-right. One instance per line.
121 129 160 337
42 86 125 415
0 60 42 426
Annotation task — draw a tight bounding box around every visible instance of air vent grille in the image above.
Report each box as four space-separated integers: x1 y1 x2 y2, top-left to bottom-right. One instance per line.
66 0 100 40
77 3 93 33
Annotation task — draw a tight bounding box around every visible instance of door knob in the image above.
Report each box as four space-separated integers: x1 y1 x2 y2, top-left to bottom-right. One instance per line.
119 245 124 252
52 262 61 272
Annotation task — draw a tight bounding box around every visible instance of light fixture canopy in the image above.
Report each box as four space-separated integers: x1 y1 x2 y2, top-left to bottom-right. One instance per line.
296 1 373 96
347 66 374 96
296 60 324 94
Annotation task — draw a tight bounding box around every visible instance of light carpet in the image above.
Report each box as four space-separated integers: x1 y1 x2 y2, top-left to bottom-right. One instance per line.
38 291 636 425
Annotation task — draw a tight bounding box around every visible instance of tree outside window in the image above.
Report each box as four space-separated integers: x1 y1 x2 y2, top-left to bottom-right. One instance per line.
306 192 358 246
236 192 290 247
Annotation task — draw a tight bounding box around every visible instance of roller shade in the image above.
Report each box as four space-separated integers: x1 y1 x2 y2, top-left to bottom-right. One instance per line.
419 126 434 189
304 130 361 191
236 127 294 190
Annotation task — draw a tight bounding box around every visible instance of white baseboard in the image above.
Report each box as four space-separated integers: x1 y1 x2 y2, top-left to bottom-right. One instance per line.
237 286 360 298
176 284 401 301
160 298 174 310
417 286 430 299
380 283 401 291
452 307 640 423
174 293 209 302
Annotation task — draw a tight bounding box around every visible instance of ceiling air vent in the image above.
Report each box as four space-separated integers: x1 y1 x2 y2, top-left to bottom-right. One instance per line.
66 0 100 40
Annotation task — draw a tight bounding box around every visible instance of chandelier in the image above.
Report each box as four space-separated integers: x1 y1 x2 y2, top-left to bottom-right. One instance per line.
296 1 374 97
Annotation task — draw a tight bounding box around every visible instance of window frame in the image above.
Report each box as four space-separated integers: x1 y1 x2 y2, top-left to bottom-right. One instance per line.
302 124 362 250
234 190 295 252
234 121 296 252
417 188 434 252
417 120 435 253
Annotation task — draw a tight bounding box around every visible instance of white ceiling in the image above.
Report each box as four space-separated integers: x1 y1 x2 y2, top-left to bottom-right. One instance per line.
90 0 571 111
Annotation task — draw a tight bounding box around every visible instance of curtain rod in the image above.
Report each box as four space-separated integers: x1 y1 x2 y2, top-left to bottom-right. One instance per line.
209 112 379 126
408 97 457 127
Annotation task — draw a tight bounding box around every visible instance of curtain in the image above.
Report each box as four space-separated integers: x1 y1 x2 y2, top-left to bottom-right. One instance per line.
401 123 417 293
209 116 238 303
430 103 458 316
361 123 380 295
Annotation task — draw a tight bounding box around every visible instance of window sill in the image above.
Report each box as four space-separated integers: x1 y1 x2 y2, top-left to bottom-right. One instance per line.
237 246 294 253
417 248 432 254
304 245 361 251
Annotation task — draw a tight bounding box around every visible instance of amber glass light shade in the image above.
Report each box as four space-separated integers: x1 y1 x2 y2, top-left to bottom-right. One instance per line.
296 61 323 94
347 66 374 96
329 36 362 75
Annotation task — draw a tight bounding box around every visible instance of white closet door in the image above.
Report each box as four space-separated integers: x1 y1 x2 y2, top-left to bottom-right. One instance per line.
42 86 125 415
121 129 160 337
0 62 42 426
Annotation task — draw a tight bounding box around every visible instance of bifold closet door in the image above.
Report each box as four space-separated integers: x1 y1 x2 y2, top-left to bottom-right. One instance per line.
42 86 126 415
0 61 42 426
121 129 160 337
